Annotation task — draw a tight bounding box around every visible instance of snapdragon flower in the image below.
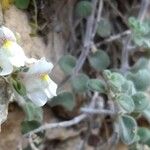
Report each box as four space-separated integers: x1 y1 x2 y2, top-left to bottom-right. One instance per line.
0 26 16 47
0 26 26 75
20 58 57 106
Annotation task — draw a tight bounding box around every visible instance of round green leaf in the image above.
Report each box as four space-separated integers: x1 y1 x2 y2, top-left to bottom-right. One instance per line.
87 79 106 93
22 101 43 122
131 58 149 73
118 115 137 145
75 1 92 18
59 55 76 75
104 71 125 92
49 92 75 111
21 120 41 134
127 69 150 91
138 127 150 144
71 73 89 92
117 94 135 113
15 0 30 9
132 92 149 112
89 50 110 71
97 18 112 37
121 80 136 95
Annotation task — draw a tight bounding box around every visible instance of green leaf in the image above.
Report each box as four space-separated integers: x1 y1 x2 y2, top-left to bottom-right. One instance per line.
71 73 89 92
21 120 41 134
97 18 112 37
89 50 110 71
121 80 136 95
131 58 149 73
15 0 30 9
75 1 92 18
87 79 106 93
49 92 75 111
132 92 149 112
117 94 135 113
128 17 150 48
12 78 26 96
104 71 125 92
118 115 137 145
59 55 76 75
22 101 43 122
127 69 150 91
138 127 150 144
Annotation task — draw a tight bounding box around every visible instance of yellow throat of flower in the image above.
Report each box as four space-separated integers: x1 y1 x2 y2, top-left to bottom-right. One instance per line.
3 40 13 49
40 74 50 81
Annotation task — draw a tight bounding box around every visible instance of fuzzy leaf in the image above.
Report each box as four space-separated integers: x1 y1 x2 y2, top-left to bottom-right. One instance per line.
15 0 30 9
132 92 149 112
59 55 76 75
97 18 112 37
49 92 75 111
121 80 136 95
22 101 43 122
89 50 110 71
21 120 41 134
75 1 92 18
129 17 150 48
118 115 137 145
87 79 106 93
117 94 135 113
138 127 150 144
127 69 150 91
71 73 89 92
131 58 149 73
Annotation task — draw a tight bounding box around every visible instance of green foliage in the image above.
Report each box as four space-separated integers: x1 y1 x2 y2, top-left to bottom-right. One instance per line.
121 80 136 95
117 94 135 113
127 69 150 91
21 120 41 134
12 78 26 96
138 127 150 145
89 50 110 71
71 73 89 92
104 70 125 93
15 0 30 9
132 92 149 112
59 55 76 75
129 17 150 48
22 101 43 122
87 79 106 93
130 58 149 73
118 115 137 145
75 1 92 18
97 18 112 37
49 91 75 111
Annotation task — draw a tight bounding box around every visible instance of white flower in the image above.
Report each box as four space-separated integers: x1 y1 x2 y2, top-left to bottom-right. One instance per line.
0 40 26 76
20 58 57 106
0 26 16 47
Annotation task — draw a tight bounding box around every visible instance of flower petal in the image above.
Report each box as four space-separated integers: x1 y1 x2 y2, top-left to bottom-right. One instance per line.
0 26 16 47
27 91 48 106
44 78 57 98
27 57 53 75
0 56 13 76
1 41 26 67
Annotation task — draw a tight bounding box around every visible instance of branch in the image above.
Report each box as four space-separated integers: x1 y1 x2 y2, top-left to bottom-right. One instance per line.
74 0 102 74
96 30 131 47
25 114 87 136
80 108 115 115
